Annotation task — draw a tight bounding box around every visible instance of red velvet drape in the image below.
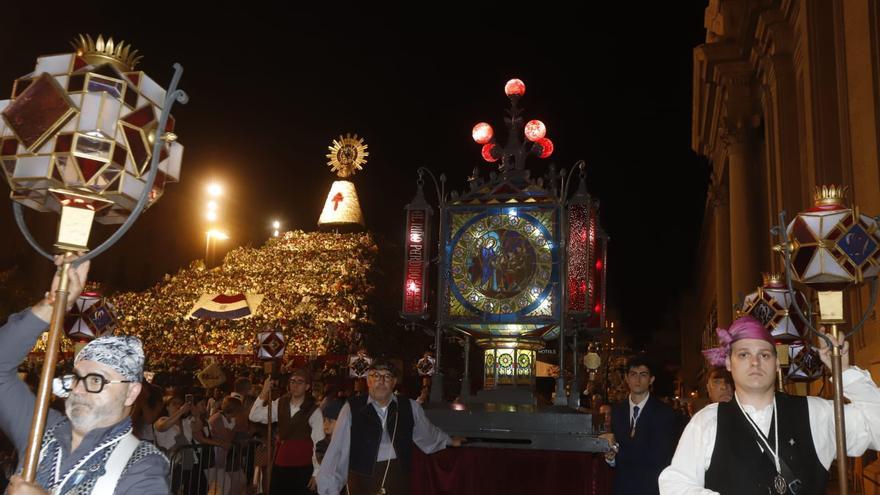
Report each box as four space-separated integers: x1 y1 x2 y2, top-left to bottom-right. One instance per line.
411 447 613 494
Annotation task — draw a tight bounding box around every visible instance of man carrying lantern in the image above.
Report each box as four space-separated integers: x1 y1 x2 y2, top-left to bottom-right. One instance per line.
659 315 880 494
2 256 169 494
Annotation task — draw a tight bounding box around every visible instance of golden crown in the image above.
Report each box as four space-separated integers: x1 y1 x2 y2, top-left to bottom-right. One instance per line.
813 184 848 207
761 272 784 287
71 34 142 72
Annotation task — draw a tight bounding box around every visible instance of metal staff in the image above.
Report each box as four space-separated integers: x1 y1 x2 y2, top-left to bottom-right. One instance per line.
15 63 189 482
772 210 880 495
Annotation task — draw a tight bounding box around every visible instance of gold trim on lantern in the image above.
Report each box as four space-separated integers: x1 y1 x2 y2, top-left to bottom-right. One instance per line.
762 273 784 287
71 34 142 72
813 184 848 207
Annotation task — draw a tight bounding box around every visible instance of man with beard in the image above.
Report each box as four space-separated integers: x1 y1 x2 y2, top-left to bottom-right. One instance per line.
1 256 168 494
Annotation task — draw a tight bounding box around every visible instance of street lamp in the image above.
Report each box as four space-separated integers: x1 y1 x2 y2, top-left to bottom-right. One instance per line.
207 182 222 197
205 228 228 266
272 219 281 237
203 182 225 265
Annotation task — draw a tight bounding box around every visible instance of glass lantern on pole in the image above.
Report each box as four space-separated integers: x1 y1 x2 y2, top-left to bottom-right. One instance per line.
0 34 188 483
773 185 880 495
741 273 814 388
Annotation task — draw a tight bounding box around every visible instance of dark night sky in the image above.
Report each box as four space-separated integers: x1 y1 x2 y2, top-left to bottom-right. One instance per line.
0 3 711 351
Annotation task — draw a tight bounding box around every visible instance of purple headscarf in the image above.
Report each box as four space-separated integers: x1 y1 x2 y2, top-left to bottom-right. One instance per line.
702 315 774 367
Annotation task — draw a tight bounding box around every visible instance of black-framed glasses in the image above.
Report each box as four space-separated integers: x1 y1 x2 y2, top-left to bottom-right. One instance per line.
368 372 396 382
61 373 133 394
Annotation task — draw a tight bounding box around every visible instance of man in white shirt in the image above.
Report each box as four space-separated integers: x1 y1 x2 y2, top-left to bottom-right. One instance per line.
316 359 461 495
250 369 324 495
659 315 880 494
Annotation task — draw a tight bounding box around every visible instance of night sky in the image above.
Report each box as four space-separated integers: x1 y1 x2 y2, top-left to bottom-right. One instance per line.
0 3 711 353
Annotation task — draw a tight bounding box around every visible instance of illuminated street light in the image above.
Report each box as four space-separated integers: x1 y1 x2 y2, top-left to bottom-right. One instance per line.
205 228 229 267
205 210 218 222
272 220 281 229
207 183 223 197
206 229 229 241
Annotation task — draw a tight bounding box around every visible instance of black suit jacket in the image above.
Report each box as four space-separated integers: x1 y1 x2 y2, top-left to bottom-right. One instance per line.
610 395 677 495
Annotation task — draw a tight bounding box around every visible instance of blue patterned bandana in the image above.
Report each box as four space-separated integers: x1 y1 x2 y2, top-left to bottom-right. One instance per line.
75 335 144 381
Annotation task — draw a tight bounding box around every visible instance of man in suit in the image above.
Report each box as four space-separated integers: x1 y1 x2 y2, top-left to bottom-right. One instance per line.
601 356 677 495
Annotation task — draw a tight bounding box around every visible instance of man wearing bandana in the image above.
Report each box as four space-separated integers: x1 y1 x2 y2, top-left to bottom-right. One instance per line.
2 256 169 494
659 315 880 494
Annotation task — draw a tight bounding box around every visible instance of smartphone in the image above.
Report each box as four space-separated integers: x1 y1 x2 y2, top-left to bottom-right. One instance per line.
185 394 193 405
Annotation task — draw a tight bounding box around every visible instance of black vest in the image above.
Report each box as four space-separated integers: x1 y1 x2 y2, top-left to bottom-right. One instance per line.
348 395 415 476
705 393 828 494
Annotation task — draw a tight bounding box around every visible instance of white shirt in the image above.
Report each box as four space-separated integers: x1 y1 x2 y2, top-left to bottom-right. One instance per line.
154 423 180 451
659 367 880 494
249 397 325 477
316 396 452 495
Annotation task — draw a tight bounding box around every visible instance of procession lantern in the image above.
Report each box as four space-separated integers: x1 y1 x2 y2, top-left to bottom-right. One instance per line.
256 329 286 361
779 185 880 374
785 185 880 294
348 349 372 378
417 351 436 376
63 290 117 342
741 273 811 387
566 173 607 327
742 273 808 343
786 342 824 382
401 180 433 319
0 35 189 483
776 184 880 495
0 34 183 248
566 176 593 316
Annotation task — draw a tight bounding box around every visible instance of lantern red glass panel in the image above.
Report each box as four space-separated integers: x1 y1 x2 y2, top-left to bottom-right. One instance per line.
402 187 433 318
472 122 494 144
536 138 554 158
566 202 590 313
587 211 607 329
504 78 525 97
524 120 546 142
481 143 499 163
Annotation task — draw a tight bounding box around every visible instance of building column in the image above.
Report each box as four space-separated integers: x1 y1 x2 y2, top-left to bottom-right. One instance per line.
711 183 733 326
723 127 758 312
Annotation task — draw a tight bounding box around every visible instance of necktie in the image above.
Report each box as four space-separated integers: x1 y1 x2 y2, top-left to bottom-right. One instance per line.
630 405 640 438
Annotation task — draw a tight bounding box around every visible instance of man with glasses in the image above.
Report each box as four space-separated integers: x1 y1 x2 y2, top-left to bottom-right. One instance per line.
317 359 462 495
1 256 169 494
601 356 677 495
250 368 324 495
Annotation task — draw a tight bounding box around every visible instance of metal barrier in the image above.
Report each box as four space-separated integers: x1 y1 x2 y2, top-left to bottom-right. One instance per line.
168 441 260 495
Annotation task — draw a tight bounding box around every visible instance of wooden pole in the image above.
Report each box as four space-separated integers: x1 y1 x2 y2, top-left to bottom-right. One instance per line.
21 261 71 481
830 324 849 494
